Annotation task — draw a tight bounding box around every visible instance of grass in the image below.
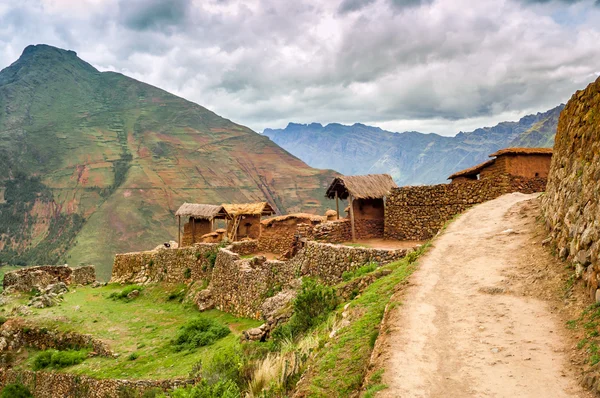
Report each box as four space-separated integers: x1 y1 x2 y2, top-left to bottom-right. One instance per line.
32 349 89 370
568 303 600 366
298 244 428 397
16 283 261 379
342 262 378 282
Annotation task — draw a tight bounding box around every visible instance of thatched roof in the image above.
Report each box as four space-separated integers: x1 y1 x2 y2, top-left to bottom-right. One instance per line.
326 174 397 200
448 159 496 180
175 203 226 220
262 213 325 226
489 147 553 157
222 202 276 217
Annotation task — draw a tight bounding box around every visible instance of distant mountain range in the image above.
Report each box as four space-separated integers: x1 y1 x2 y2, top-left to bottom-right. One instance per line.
263 105 563 186
0 45 337 278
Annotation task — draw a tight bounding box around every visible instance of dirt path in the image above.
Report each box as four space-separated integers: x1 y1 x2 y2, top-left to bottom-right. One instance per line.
375 193 588 398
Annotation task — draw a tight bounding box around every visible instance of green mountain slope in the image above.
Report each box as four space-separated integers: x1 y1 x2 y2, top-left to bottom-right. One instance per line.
0 45 336 279
263 106 563 186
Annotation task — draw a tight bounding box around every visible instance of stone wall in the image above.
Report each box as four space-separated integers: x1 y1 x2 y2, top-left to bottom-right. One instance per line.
110 244 218 284
384 175 547 241
3 265 96 293
312 220 353 243
206 241 411 319
209 250 297 319
228 240 259 256
0 319 113 358
287 241 409 285
0 368 194 398
542 76 600 302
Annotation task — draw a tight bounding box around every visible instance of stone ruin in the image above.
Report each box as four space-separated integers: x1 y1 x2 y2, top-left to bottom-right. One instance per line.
2 265 96 295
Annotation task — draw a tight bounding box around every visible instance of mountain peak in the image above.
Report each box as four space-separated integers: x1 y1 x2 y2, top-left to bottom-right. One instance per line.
21 44 78 58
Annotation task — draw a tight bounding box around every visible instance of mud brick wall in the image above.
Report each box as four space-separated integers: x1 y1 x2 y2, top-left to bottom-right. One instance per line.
354 219 384 239
384 174 548 241
3 265 96 293
182 218 213 247
258 218 318 255
0 369 194 398
110 244 218 284
542 76 600 302
209 250 297 318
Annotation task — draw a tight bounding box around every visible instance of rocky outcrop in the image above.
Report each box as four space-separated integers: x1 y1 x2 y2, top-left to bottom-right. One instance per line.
2 265 96 294
542 76 600 302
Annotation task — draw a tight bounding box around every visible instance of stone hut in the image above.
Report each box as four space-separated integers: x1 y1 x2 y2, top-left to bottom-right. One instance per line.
176 203 227 247
449 147 553 183
222 202 276 241
259 213 326 255
326 174 398 241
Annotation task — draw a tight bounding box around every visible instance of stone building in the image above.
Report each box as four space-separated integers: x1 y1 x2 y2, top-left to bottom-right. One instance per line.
175 203 227 247
325 174 398 241
222 202 276 241
448 147 553 183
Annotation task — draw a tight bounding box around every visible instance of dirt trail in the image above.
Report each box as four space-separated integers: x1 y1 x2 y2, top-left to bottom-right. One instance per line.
376 193 588 398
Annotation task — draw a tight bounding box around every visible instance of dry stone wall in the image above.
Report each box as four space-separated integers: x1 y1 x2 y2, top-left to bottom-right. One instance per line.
312 220 352 243
542 76 600 302
0 368 194 398
385 175 548 241
207 241 411 318
3 265 96 293
110 244 218 284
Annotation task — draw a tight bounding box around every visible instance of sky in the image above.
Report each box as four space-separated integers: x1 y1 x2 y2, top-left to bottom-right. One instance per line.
0 0 599 136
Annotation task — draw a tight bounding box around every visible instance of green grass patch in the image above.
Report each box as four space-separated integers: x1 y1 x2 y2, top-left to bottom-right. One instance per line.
17 284 260 379
299 244 428 397
568 303 600 366
107 284 144 301
0 383 32 398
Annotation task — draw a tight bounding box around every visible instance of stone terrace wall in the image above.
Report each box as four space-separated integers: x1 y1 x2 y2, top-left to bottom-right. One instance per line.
210 250 297 318
3 265 96 293
228 240 259 256
110 244 218 284
0 319 113 358
288 241 408 285
312 219 352 243
542 76 600 302
384 174 547 241
208 241 410 318
0 369 194 398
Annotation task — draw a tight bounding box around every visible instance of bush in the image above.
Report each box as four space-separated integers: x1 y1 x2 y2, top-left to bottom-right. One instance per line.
0 383 32 398
32 349 88 370
272 279 338 343
128 352 139 361
108 285 144 301
204 251 218 270
172 317 230 351
183 268 192 279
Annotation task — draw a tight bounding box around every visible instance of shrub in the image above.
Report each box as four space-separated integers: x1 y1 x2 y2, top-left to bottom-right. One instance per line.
272 279 338 343
32 349 88 370
128 352 139 361
200 343 244 386
183 268 192 279
172 317 230 351
0 383 32 398
204 251 218 270
108 285 144 301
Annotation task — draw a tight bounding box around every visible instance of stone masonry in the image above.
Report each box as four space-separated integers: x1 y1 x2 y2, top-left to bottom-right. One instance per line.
542 76 600 302
3 265 96 293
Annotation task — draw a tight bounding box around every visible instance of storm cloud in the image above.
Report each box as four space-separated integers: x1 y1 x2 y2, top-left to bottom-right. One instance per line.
0 0 599 135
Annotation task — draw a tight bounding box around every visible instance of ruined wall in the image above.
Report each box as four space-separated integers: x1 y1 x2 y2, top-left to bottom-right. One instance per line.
0 369 193 398
110 244 218 284
385 175 547 240
3 265 96 293
228 240 259 256
258 217 322 255
542 76 600 302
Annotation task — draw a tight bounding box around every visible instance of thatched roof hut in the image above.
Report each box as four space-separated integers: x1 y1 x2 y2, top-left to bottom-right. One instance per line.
326 174 398 200
222 202 276 217
175 203 227 220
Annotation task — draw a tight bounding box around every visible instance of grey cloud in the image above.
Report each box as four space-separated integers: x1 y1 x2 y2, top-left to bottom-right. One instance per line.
119 0 191 31
338 0 376 13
